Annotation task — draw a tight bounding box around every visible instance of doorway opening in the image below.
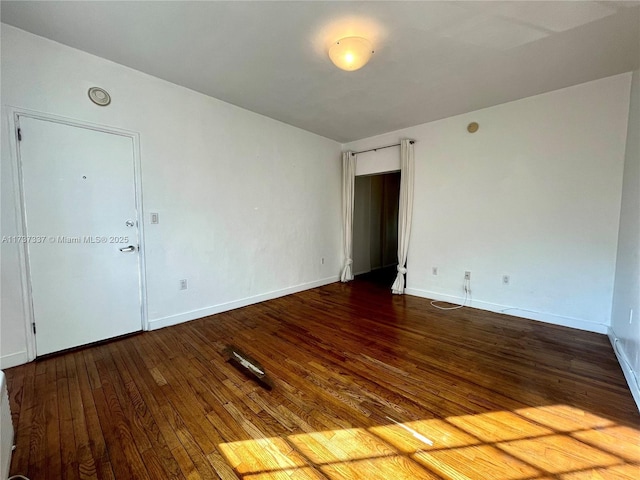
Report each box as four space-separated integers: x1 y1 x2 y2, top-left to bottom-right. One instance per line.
352 171 400 288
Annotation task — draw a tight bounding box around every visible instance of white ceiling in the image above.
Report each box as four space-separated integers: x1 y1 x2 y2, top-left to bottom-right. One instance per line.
2 1 639 143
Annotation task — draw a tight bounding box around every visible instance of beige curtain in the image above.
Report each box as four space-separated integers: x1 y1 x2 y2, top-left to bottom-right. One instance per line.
392 139 415 294
341 151 356 282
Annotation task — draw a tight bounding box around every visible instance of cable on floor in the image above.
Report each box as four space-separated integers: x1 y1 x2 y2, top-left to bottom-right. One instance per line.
431 277 471 310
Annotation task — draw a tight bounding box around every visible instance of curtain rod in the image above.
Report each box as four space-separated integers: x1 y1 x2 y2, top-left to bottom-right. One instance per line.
350 140 415 156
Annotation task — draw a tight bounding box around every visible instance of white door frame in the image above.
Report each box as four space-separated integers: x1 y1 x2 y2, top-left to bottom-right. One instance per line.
5 107 149 361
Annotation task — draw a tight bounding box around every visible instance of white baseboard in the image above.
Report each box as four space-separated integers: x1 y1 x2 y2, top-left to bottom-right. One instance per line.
149 275 340 331
0 350 29 369
608 328 640 412
404 288 608 334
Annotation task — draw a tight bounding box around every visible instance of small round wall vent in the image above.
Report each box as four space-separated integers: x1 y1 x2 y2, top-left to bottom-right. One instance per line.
88 87 111 106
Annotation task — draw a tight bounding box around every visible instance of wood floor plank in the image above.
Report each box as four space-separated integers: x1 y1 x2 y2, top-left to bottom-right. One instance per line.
114 341 191 454
77 350 116 480
6 278 640 479
91 348 148 480
24 362 48 480
5 363 25 429
65 354 99 480
7 361 35 474
57 355 79 480
44 357 62 480
107 342 184 479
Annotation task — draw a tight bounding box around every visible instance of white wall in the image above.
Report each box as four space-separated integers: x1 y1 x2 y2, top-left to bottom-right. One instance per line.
355 148 399 177
0 25 343 368
610 69 640 409
344 74 631 333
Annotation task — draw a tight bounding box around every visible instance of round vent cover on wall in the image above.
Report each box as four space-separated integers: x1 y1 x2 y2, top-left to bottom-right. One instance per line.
88 87 111 106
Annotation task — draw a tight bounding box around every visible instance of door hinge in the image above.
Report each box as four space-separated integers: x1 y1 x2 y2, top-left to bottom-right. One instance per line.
32 322 36 334
17 128 22 141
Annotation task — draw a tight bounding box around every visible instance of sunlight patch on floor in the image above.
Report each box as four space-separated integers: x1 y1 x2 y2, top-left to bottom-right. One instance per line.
218 405 640 479
497 434 621 474
448 410 553 442
515 404 616 431
244 467 324 480
415 444 542 479
288 428 395 464
570 425 640 463
369 418 479 453
559 463 640 479
320 455 440 480
219 436 307 475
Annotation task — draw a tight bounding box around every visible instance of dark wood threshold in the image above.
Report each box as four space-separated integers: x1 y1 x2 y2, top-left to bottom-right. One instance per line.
35 330 143 362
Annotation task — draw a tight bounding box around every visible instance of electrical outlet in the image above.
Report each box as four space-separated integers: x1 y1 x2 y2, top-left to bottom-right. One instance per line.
502 275 510 285
180 279 188 290
150 212 159 224
464 271 471 280
432 267 438 275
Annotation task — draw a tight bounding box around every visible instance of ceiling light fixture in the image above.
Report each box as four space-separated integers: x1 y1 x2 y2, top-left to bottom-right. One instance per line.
328 37 374 71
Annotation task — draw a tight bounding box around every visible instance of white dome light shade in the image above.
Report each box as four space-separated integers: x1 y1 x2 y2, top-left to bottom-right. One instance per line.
328 37 374 71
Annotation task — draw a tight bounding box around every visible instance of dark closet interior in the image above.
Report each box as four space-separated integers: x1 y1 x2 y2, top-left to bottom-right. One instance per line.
353 171 400 284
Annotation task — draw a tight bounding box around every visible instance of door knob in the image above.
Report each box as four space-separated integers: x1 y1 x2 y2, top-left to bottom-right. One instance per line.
119 245 136 253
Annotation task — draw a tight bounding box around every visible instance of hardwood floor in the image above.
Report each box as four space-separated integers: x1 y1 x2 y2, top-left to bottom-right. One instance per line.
6 279 640 479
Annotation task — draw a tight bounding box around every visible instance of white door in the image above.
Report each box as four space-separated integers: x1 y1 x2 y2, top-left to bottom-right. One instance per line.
18 116 143 356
